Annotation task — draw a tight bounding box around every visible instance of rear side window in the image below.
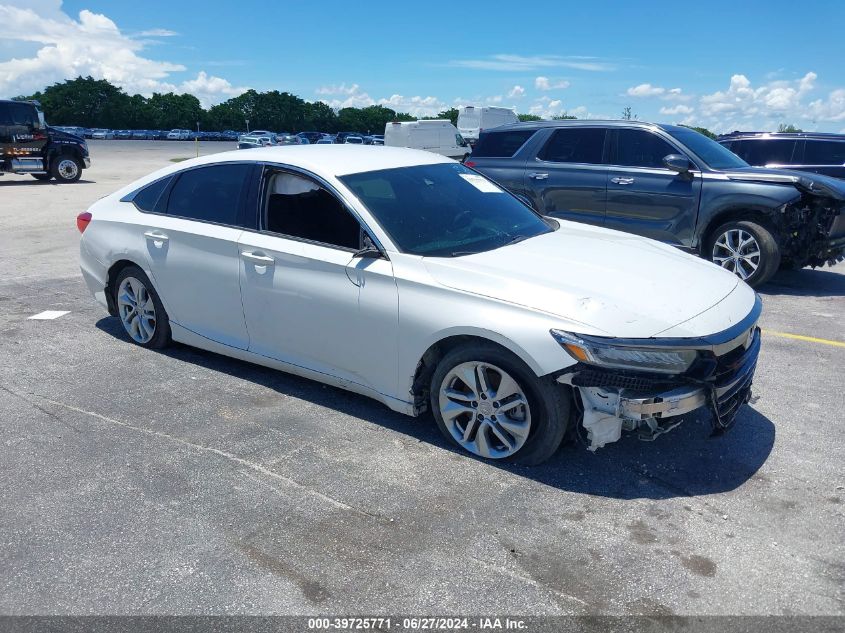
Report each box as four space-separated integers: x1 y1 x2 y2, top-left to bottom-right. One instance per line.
730 139 797 166
166 164 251 225
471 130 536 157
613 129 678 168
538 128 606 164
804 140 845 165
131 177 171 213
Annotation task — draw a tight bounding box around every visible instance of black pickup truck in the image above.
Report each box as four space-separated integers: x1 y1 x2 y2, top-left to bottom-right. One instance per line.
0 99 90 183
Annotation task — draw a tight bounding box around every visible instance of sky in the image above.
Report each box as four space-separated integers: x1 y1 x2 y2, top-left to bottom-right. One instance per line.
1 0 844 133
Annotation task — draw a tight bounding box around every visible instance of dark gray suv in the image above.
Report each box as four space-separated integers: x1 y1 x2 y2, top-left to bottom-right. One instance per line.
466 120 845 287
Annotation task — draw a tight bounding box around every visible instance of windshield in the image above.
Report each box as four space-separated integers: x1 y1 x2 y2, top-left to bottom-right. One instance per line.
668 129 749 170
340 163 553 257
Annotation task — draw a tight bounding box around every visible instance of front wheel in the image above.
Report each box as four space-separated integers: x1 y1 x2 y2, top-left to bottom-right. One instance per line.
51 156 82 183
430 343 569 465
705 220 780 287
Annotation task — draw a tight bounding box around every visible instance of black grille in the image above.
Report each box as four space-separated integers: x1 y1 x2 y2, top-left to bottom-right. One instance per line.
569 368 676 392
710 328 761 428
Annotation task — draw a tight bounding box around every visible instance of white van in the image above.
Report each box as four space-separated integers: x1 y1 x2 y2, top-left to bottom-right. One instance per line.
457 106 519 145
383 120 470 160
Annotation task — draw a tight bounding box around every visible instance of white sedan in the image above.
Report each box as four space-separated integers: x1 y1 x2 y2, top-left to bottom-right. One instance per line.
78 146 761 464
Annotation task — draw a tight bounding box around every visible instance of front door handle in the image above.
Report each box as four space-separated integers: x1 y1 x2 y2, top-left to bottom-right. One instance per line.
610 177 635 185
241 251 275 266
528 172 549 180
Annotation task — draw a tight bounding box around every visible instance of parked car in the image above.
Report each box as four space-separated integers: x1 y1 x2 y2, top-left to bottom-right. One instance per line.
115 130 132 140
344 135 364 144
457 105 519 146
371 134 385 146
384 120 470 160
315 137 334 145
132 129 152 140
466 120 845 287
237 134 276 149
297 131 323 144
718 131 845 180
0 99 91 182
91 129 114 140
77 145 761 463
167 129 191 140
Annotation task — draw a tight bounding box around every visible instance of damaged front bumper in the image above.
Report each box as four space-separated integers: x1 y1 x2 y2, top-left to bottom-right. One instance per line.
557 317 762 451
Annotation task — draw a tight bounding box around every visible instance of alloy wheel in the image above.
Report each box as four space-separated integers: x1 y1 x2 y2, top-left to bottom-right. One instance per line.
712 228 761 280
117 276 156 344
438 361 531 459
56 158 79 181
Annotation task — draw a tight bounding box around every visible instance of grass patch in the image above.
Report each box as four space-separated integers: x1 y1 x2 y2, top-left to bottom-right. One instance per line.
170 157 190 163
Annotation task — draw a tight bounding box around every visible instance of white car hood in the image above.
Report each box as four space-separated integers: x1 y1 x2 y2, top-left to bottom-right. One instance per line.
423 222 743 338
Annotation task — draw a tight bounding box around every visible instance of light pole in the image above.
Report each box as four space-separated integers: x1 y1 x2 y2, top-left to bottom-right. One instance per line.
245 119 250 133
195 120 200 157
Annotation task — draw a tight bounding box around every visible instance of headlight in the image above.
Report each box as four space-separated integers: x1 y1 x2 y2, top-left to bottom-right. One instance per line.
550 330 698 374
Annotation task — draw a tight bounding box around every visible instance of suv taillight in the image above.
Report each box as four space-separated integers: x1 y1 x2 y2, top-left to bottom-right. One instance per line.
76 212 92 233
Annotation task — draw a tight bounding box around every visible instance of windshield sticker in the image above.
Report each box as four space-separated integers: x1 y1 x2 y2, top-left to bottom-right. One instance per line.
459 173 504 193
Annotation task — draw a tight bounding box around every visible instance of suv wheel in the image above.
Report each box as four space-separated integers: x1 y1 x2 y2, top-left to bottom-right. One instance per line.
705 220 780 287
430 343 569 465
51 156 82 183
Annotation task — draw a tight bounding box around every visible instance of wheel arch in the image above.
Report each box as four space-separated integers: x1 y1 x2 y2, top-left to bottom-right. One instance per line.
701 206 780 247
408 330 544 415
104 258 144 316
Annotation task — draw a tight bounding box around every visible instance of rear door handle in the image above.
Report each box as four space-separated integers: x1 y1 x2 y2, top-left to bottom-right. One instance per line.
610 177 635 185
143 231 169 244
241 251 275 266
528 172 549 180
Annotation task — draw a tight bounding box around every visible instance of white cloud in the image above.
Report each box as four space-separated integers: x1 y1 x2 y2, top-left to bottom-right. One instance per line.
627 83 666 97
507 85 525 99
0 1 246 106
659 104 693 116
448 54 614 72
137 28 178 37
317 83 446 117
534 76 571 91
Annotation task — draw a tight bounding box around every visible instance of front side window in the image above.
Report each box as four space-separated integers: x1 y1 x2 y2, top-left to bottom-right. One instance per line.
667 129 748 170
730 139 797 166
341 162 552 257
804 140 845 165
471 130 536 158
264 171 361 250
614 129 679 168
538 128 606 164
165 164 250 225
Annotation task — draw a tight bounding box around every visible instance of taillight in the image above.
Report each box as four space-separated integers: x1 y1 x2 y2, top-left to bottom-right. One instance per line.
76 212 92 233
464 160 476 168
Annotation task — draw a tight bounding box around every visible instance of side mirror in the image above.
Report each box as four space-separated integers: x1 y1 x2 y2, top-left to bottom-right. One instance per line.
663 154 692 174
353 234 384 259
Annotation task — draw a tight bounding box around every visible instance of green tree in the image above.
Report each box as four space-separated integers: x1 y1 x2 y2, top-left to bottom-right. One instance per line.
147 92 203 129
17 76 132 128
517 113 543 122
552 112 577 120
777 123 803 133
621 106 635 121
680 125 717 140
433 108 459 126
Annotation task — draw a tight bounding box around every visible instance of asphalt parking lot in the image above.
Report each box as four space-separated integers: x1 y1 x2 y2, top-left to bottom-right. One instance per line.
0 140 843 616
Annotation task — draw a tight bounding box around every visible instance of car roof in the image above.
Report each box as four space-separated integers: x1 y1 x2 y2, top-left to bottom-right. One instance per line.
488 119 688 134
165 145 452 177
717 131 845 141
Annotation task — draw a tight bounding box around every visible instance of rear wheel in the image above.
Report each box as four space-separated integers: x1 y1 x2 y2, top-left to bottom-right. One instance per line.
113 266 171 349
51 155 82 183
430 343 569 465
705 220 780 287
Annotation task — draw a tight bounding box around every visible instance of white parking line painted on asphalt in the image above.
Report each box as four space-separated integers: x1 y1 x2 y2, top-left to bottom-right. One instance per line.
28 311 70 320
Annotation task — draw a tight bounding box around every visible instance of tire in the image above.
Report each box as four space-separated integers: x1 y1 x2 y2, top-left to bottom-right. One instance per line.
51 155 82 183
430 343 569 465
31 173 52 181
113 266 171 349
705 220 780 287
